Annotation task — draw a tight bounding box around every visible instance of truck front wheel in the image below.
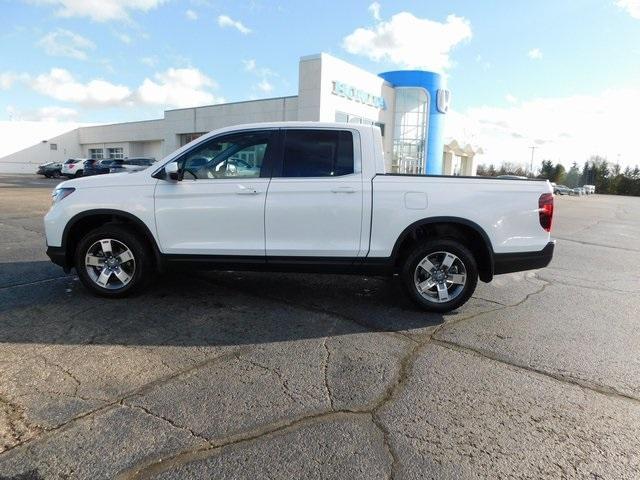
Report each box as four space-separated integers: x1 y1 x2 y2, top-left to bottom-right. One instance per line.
401 239 478 313
74 225 151 298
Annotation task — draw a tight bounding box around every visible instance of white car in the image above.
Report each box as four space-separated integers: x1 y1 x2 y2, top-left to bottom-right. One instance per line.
61 158 88 178
44 122 555 312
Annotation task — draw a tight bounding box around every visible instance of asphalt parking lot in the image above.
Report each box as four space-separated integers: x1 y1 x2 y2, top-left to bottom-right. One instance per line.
1 174 640 479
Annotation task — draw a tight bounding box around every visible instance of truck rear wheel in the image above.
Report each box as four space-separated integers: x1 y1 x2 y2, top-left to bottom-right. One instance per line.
401 239 478 313
74 225 151 298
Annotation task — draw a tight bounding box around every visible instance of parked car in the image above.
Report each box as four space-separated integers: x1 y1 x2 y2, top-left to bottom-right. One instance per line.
108 157 155 174
570 187 585 196
81 159 103 177
83 159 121 176
44 123 554 313
554 184 572 195
583 184 595 194
36 162 62 178
61 158 88 178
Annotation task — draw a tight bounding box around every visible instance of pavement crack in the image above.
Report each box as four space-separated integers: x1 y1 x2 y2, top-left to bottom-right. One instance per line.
0 275 73 291
321 319 337 411
431 338 640 406
235 355 303 406
120 402 211 445
0 394 42 454
117 411 372 480
0 348 251 456
553 236 640 253
35 355 82 397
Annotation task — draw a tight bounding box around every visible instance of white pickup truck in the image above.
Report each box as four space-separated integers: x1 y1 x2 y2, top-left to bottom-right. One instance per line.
45 122 555 312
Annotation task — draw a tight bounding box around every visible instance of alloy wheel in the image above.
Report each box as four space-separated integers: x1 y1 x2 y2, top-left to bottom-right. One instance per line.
413 251 467 303
84 238 136 290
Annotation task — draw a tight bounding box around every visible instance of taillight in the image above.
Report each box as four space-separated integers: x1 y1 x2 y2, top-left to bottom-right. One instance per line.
69 164 75 169
539 193 553 232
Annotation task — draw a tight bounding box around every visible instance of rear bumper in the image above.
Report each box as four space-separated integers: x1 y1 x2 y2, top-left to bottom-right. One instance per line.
46 246 71 273
493 241 555 275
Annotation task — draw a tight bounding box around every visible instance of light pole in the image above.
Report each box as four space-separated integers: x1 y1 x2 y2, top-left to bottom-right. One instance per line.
529 146 537 176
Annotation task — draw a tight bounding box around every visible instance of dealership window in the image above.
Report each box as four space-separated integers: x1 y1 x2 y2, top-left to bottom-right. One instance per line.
392 88 428 174
335 111 384 137
282 130 354 177
49 143 57 151
180 132 207 147
107 147 124 159
88 148 103 159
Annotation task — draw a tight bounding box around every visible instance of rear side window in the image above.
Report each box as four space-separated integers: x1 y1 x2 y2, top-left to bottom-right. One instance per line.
282 130 354 177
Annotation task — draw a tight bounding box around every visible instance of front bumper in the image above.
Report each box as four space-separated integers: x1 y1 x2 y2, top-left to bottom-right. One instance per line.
46 246 71 273
493 241 555 275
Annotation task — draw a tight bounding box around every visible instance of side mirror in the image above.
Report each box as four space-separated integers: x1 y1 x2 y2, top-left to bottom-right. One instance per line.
165 161 181 181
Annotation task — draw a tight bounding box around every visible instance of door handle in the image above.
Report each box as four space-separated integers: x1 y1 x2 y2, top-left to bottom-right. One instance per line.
236 185 259 195
331 186 356 193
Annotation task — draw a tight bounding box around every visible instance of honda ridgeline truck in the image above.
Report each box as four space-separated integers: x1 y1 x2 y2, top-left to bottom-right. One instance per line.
45 122 555 312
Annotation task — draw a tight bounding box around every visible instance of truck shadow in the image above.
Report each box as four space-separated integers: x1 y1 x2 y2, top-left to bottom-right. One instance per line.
0 261 450 347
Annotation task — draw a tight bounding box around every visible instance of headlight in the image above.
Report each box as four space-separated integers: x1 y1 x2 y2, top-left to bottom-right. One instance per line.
51 187 75 204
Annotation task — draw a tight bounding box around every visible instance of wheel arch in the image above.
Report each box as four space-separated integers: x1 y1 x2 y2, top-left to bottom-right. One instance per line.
391 216 495 282
61 209 162 272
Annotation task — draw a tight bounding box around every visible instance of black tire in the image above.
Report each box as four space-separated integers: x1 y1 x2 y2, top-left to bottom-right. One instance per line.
401 239 478 313
74 225 152 298
74 170 83 178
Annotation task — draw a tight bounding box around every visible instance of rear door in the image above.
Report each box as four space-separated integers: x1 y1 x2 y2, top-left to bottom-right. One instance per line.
265 128 363 257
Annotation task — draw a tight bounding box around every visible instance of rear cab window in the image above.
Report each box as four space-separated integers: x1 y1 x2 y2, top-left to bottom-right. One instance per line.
280 130 354 178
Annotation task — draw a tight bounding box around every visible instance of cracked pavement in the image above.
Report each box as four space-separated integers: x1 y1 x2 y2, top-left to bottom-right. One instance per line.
1 175 639 479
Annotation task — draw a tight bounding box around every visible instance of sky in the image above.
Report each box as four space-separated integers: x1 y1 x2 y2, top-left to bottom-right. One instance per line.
1 0 640 168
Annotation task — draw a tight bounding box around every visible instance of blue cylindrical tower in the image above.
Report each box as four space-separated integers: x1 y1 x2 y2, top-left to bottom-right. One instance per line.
378 70 448 175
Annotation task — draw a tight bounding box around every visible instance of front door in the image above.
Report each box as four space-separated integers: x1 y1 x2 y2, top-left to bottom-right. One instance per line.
154 129 276 255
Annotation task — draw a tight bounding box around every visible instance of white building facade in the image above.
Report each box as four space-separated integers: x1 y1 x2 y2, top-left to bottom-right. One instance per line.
0 53 480 175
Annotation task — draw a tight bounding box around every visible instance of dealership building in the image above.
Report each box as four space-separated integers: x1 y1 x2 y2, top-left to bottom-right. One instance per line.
0 53 481 175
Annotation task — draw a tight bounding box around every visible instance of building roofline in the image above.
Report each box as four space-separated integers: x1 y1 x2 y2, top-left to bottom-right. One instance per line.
79 117 164 130
164 95 298 113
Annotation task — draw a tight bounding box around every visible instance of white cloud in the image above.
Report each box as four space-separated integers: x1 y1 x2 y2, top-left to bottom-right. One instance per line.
137 67 221 108
141 56 158 67
30 68 131 106
242 59 256 72
114 31 132 44
528 48 543 60
0 72 25 90
217 14 251 34
29 0 167 22
446 88 640 169
7 105 79 122
257 79 273 93
37 29 95 60
368 1 381 21
505 94 518 104
0 120 91 159
243 59 278 96
185 9 197 20
343 12 472 73
475 54 491 70
616 0 640 19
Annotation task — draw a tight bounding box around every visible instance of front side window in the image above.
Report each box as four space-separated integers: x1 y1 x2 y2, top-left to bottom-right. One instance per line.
282 130 354 177
177 131 274 180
